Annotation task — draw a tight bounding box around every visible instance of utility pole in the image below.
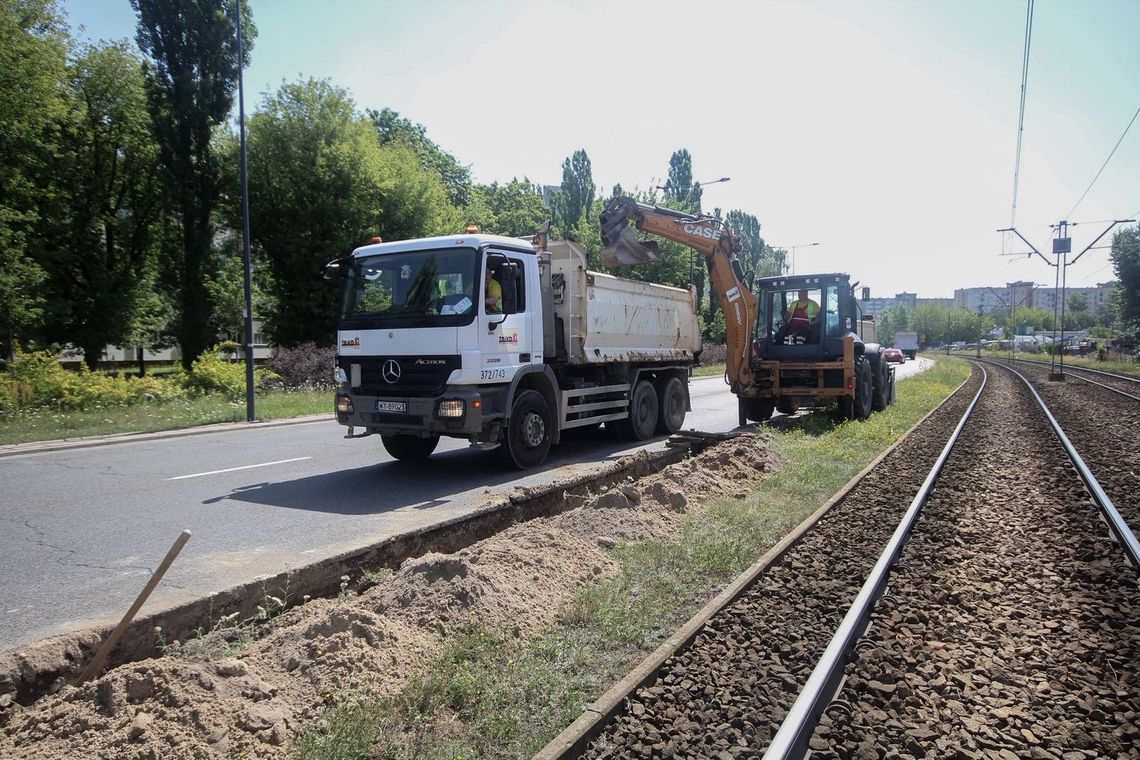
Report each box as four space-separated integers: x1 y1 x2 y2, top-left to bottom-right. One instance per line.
997 217 1133 380
236 4 255 422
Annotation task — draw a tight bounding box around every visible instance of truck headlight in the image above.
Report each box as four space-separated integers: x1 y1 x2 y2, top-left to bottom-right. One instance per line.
334 367 348 385
436 399 465 418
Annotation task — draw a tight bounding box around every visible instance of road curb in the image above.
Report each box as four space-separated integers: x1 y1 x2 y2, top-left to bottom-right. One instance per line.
0 413 334 459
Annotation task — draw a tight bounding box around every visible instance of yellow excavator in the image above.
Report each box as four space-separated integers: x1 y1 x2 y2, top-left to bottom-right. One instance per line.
599 196 894 425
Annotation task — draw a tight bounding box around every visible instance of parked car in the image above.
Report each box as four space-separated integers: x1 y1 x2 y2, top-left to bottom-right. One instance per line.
883 347 905 363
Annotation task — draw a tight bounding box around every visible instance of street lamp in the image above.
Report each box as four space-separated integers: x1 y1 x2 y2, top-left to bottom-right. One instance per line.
654 177 731 198
771 242 819 275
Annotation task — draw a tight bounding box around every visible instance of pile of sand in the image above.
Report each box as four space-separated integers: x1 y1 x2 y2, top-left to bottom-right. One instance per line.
0 435 776 759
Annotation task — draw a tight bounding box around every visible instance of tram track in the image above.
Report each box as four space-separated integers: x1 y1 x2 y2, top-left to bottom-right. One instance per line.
545 358 1140 759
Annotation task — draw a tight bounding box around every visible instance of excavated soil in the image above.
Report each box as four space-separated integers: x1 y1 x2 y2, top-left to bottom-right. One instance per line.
0 437 776 759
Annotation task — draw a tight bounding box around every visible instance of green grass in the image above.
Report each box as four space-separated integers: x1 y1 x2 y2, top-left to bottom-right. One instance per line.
0 387 333 446
293 357 971 759
692 362 726 378
975 348 1140 378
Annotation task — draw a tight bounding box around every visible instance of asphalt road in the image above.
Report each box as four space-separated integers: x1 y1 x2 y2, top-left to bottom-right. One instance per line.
0 358 930 651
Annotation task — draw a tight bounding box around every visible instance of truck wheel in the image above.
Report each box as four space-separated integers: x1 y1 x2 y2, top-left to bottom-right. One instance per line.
655 376 686 434
499 389 552 469
739 397 775 424
776 397 800 415
618 379 659 440
381 434 439 461
869 354 888 412
852 355 874 420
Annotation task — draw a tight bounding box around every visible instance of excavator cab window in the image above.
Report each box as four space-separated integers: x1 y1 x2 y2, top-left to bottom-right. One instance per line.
770 287 822 345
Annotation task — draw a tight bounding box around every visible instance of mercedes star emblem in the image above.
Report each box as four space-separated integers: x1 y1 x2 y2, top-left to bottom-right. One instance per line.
382 359 401 384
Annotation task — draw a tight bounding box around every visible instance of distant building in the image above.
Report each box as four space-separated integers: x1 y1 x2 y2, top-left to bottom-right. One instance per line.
858 291 917 317
950 280 1116 316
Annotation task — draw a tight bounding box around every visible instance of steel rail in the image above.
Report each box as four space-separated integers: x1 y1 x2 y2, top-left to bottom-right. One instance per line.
999 362 1140 573
1003 355 1140 386
1032 365 1140 403
762 367 989 759
977 356 1140 403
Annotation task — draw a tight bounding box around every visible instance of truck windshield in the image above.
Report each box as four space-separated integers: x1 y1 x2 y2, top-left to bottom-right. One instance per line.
341 248 478 327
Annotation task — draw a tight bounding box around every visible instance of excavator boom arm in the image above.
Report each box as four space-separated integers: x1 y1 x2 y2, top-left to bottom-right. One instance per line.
599 196 758 394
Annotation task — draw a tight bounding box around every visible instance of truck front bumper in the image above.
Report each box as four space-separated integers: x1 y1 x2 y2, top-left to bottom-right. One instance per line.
334 385 506 439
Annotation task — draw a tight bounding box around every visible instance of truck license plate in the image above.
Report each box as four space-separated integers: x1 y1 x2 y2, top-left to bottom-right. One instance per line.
375 400 406 413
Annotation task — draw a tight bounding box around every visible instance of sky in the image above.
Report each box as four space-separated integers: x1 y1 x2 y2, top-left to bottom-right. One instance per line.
63 0 1140 298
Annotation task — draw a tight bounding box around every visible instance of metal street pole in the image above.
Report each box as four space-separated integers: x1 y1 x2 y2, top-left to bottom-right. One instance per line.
236 4 255 422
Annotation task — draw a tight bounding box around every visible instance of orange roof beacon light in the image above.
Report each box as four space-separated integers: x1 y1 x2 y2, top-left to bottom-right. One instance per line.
370 235 383 244
464 224 480 234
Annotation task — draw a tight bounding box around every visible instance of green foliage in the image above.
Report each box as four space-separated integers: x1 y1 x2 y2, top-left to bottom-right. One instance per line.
1110 226 1140 337
369 106 472 206
246 78 457 347
0 0 70 358
37 41 162 369
0 349 184 411
132 0 256 368
553 149 595 234
465 179 549 237
175 344 276 400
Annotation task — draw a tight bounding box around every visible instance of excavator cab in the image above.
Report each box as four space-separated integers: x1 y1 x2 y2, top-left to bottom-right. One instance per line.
742 272 893 424
754 274 860 363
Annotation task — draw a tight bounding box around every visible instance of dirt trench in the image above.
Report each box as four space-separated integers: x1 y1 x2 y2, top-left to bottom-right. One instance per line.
0 436 776 760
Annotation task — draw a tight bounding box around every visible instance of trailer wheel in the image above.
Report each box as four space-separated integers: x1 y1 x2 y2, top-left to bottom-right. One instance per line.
618 379 659 440
381 434 439 461
499 390 553 469
739 397 775 425
655 376 687 434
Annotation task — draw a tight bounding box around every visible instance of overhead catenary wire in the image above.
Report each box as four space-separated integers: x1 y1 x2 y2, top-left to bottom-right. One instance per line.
1008 0 1035 233
1066 102 1140 220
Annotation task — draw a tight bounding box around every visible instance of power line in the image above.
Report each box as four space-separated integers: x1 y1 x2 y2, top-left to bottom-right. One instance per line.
1009 0 1035 230
1066 102 1140 219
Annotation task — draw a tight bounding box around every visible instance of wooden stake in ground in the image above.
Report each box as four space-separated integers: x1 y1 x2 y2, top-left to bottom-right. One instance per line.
79 529 192 683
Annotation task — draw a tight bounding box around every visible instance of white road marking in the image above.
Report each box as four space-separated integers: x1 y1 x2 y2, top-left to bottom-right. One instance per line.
167 457 311 481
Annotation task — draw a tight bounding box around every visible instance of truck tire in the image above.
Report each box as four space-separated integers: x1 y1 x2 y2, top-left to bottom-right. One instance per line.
869 354 888 412
655 376 687 434
381 434 439 461
776 397 800 415
618 379 659 440
499 389 553 469
842 355 874 420
739 397 775 425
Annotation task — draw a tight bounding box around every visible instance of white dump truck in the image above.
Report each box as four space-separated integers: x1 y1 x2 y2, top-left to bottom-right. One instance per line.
325 231 701 468
895 330 919 360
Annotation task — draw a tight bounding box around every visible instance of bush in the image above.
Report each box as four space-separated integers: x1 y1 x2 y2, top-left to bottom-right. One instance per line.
0 350 187 412
176 345 278 400
266 342 335 389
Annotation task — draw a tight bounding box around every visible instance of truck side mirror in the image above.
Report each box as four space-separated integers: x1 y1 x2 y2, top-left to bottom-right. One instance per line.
499 263 518 315
323 257 348 280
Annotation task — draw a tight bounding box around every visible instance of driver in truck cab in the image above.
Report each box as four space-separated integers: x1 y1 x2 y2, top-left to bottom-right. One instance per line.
784 289 819 340
484 265 502 313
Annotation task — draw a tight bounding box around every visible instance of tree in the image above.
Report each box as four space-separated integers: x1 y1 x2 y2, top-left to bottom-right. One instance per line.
465 179 549 237
131 0 255 368
246 78 455 346
38 42 163 368
663 149 701 211
1110 226 1140 336
1062 292 1092 331
368 106 471 206
0 0 69 359
553 149 595 234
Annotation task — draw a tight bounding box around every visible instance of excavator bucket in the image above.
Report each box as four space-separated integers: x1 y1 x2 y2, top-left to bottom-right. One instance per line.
600 227 659 268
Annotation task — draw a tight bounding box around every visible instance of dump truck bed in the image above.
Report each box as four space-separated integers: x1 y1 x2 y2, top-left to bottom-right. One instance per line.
548 241 700 365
